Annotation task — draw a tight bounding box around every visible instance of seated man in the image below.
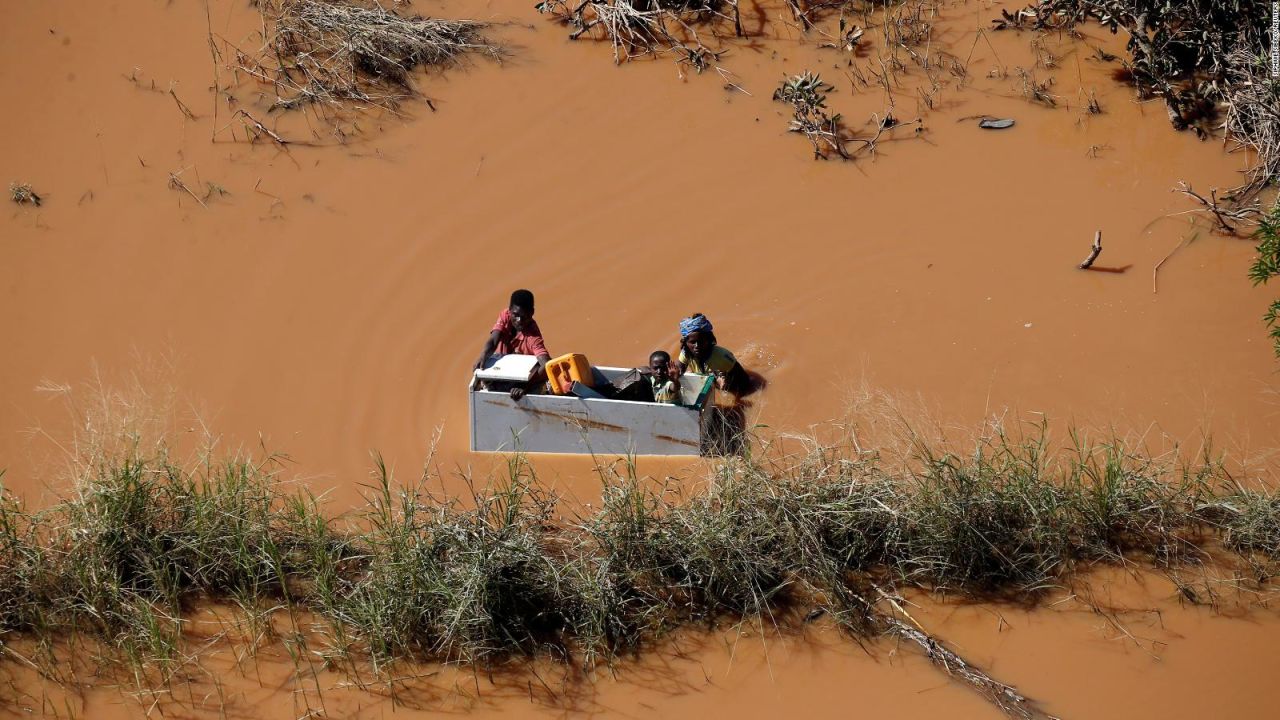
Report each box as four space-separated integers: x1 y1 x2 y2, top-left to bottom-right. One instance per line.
676 313 751 396
473 289 551 400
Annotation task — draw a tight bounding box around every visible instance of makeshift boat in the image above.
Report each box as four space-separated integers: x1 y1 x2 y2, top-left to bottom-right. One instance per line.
468 356 716 455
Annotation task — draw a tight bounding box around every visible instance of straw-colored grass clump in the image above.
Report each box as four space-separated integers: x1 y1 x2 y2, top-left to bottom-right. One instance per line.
233 0 502 114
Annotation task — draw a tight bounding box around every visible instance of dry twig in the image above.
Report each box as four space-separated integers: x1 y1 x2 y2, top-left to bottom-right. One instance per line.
887 619 1051 719
1175 182 1262 235
1151 232 1197 294
167 170 208 209
1078 230 1102 269
169 87 196 120
235 110 289 146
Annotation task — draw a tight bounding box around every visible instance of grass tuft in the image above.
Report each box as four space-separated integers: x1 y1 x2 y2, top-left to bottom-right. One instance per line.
2 417 1278 717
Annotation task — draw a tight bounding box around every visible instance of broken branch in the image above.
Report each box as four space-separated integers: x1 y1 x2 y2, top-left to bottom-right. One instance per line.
1078 230 1102 269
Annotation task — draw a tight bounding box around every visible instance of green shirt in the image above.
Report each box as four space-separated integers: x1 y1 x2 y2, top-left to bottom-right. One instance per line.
649 375 678 404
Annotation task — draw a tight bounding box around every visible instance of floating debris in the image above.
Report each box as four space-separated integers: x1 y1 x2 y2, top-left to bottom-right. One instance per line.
978 117 1016 129
9 182 42 207
1078 230 1102 269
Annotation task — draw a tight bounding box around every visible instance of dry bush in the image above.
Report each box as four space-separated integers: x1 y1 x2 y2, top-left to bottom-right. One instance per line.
230 0 502 115
1224 47 1280 195
536 0 738 72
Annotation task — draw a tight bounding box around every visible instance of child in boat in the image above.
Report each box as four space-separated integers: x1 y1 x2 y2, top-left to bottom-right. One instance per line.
647 350 680 404
473 289 551 400
606 350 680 404
677 313 751 396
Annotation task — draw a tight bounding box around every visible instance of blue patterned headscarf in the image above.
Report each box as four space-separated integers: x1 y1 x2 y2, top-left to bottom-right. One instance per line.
679 313 713 338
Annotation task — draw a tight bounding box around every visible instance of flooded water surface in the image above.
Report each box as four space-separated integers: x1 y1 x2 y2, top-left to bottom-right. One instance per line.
2 0 1278 717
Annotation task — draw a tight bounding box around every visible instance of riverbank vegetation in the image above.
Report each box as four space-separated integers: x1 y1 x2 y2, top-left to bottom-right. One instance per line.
1 409 1277 718
996 0 1277 197
1251 203 1280 356
1006 2 1279 353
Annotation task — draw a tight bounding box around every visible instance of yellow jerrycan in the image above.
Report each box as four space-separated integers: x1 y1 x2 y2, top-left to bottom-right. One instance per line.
546 353 593 395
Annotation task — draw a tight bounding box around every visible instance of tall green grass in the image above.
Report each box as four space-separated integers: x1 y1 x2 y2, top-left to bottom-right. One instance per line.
1 423 1277 718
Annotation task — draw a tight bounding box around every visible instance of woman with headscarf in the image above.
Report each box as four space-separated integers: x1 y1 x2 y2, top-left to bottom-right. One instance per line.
677 313 751 396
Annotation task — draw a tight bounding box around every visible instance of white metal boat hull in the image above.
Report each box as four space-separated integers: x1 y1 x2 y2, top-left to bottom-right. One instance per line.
468 368 711 456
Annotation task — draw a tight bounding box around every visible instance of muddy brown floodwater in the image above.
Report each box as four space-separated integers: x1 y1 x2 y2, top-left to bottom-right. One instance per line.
6 570 1280 720
2 0 1279 718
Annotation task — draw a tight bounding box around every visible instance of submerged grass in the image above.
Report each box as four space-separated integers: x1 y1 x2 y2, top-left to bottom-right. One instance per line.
1 418 1278 717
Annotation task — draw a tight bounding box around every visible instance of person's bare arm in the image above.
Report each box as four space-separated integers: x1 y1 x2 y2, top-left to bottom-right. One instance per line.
474 330 500 370
511 352 552 401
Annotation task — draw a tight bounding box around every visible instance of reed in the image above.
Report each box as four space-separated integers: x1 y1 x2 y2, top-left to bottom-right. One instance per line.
2 417 1277 717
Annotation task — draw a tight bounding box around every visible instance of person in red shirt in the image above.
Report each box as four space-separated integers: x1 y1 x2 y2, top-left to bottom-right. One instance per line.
473 289 551 400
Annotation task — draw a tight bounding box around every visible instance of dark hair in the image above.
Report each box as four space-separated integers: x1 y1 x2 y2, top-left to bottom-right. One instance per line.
649 350 671 364
509 289 535 312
